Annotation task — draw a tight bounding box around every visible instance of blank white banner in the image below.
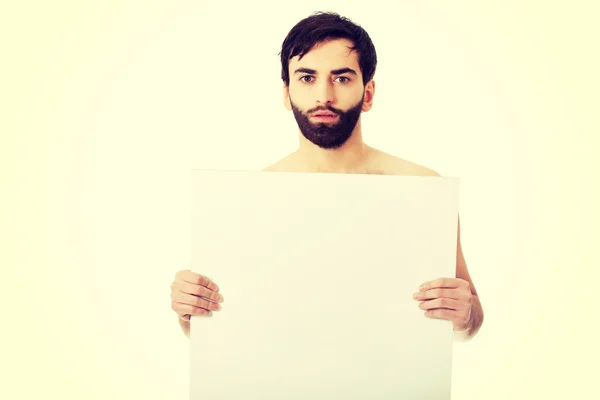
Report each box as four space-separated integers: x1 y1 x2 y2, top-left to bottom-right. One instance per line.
190 170 459 399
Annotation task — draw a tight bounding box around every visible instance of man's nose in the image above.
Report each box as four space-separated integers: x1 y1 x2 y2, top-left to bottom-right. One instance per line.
315 80 335 105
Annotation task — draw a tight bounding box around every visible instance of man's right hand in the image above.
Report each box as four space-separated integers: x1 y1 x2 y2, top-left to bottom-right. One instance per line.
170 269 223 322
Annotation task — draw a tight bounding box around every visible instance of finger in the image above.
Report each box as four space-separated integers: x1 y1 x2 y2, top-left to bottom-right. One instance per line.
177 270 220 292
419 277 460 291
419 298 462 311
172 302 213 317
413 288 461 300
172 292 222 312
424 308 458 320
177 281 223 303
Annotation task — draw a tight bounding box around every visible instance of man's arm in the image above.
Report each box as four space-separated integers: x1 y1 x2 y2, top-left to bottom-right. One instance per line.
454 216 484 340
409 167 484 339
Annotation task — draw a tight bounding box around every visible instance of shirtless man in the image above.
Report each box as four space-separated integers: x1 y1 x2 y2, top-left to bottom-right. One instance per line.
170 11 484 341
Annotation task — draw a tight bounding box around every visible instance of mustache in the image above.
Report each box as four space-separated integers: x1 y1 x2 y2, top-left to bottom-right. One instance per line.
307 106 342 115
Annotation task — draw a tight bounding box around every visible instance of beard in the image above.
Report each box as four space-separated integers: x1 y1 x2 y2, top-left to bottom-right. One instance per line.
290 93 364 150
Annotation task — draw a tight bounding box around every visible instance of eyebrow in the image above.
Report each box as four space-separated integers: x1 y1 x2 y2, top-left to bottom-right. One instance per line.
293 67 357 76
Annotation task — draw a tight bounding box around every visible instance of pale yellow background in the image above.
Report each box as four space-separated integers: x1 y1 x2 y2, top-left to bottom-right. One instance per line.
2 1 598 399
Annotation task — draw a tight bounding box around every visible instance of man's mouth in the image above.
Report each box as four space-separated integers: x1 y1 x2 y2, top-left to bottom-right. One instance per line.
311 112 338 121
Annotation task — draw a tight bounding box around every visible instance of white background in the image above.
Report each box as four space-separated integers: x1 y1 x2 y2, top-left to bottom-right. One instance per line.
2 1 598 399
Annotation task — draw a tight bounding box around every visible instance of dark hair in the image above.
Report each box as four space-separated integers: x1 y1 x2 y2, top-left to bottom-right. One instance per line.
279 11 377 87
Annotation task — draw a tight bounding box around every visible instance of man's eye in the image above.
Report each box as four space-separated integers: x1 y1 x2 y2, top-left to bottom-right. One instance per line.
300 76 314 83
336 76 350 83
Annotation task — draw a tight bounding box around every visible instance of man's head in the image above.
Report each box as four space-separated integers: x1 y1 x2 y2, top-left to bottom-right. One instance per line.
279 12 377 150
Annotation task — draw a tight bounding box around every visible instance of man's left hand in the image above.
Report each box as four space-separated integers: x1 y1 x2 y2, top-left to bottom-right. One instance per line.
413 277 472 332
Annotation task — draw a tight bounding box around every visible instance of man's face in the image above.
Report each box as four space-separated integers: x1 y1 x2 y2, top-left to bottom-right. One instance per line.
284 39 372 150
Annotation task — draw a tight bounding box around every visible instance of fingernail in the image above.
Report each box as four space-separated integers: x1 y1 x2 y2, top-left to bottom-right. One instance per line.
219 294 224 303
413 293 419 299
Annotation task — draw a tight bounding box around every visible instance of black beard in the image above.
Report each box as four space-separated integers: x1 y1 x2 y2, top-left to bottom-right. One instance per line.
290 94 364 150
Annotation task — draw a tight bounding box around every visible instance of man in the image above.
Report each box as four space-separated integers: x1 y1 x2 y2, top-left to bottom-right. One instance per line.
170 11 484 341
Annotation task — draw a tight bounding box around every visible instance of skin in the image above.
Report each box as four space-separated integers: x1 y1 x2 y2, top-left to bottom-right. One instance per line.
171 38 484 341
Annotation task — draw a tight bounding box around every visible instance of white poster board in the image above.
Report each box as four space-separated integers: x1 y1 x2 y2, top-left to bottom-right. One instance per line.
190 170 459 399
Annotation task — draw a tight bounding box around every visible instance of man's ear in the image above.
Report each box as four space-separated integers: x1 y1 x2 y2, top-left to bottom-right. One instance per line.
361 80 375 112
283 85 292 111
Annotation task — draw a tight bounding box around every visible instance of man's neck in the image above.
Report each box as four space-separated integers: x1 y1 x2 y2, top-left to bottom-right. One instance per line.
295 127 372 173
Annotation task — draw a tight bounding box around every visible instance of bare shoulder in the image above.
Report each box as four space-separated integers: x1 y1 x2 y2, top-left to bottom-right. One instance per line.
369 148 441 177
261 152 301 172
261 147 441 176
